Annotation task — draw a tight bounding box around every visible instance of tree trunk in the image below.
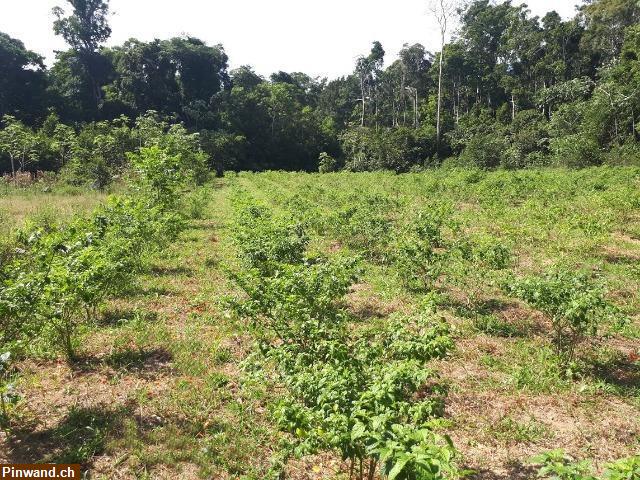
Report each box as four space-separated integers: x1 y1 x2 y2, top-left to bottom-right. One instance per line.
401 72 407 126
436 40 444 150
360 77 366 127
375 92 379 132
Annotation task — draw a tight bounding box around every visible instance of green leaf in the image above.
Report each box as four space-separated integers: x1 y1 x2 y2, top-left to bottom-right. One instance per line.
388 455 410 480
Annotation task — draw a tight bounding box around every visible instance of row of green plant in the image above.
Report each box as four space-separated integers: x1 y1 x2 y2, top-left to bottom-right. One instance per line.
249 172 632 374
225 184 636 478
239 170 640 473
0 142 203 364
532 449 640 480
228 198 461 479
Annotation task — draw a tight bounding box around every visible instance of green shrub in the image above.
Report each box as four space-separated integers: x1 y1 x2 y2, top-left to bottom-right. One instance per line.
503 110 550 169
459 132 508 169
392 207 453 292
232 203 308 275
505 269 618 368
230 199 459 480
184 188 210 219
341 127 434 173
531 450 597 480
531 450 640 480
550 134 602 168
318 152 339 173
0 143 192 360
0 352 18 421
603 140 640 166
128 146 183 211
603 456 640 480
331 194 395 261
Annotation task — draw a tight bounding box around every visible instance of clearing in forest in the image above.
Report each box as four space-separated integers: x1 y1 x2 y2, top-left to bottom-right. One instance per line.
1 167 639 479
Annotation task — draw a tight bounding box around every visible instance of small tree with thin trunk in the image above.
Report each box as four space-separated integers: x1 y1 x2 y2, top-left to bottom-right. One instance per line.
0 115 37 179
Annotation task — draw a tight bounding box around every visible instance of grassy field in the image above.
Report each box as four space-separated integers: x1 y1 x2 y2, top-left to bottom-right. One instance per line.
1 167 639 479
0 184 107 251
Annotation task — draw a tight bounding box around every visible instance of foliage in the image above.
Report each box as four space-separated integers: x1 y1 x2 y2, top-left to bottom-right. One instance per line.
0 352 18 421
550 134 602 168
531 450 640 480
531 450 598 480
0 33 47 123
3 0 640 174
0 116 39 176
341 127 435 173
505 269 620 368
230 200 459 479
330 193 395 261
0 136 194 360
231 202 308 275
603 456 640 480
503 110 550 168
318 152 339 173
458 129 508 169
392 207 453 292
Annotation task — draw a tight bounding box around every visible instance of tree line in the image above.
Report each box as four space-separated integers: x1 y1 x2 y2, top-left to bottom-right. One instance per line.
1 0 639 182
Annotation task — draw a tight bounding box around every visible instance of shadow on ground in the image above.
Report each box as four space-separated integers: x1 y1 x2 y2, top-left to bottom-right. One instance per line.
4 404 131 464
70 347 173 375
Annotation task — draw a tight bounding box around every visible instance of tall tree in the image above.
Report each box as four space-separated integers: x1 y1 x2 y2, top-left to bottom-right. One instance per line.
104 37 230 128
0 32 48 123
53 0 112 107
399 43 432 127
580 0 640 66
0 116 37 177
430 0 458 149
355 42 385 127
105 39 181 117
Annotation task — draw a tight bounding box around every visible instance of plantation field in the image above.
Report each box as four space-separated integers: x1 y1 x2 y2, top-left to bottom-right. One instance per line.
1 167 639 479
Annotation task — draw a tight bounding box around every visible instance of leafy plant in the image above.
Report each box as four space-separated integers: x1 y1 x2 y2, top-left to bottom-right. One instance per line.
333 202 393 260
0 352 18 421
505 269 618 368
532 450 640 480
230 200 459 480
531 450 597 480
318 152 339 173
0 142 194 360
603 456 640 480
392 208 453 292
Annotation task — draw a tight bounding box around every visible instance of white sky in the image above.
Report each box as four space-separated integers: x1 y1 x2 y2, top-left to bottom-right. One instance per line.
1 0 580 80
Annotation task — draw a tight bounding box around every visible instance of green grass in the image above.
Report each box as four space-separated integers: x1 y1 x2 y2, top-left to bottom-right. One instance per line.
0 183 106 253
2 167 639 478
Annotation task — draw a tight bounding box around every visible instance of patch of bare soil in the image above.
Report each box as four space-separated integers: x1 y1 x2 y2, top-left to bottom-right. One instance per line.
346 282 405 320
613 232 640 245
0 358 173 464
436 335 640 479
602 244 640 264
286 453 344 480
448 390 639 478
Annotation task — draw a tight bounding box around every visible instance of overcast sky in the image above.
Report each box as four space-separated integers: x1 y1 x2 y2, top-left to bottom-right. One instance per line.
2 0 580 79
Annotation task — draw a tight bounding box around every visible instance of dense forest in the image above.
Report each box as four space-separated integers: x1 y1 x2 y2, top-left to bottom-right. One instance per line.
1 0 640 184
